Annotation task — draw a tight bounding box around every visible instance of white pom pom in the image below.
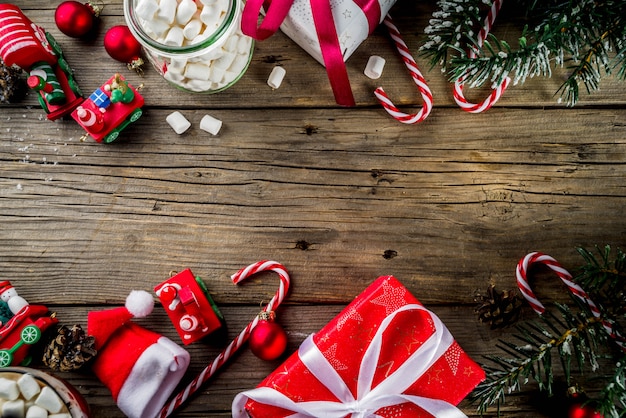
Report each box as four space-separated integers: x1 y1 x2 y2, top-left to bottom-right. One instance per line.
126 290 154 318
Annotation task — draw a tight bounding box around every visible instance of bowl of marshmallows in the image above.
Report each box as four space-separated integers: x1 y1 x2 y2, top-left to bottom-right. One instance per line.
0 367 89 418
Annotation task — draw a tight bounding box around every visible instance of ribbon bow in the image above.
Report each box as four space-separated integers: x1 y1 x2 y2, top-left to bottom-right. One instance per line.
242 0 386 107
232 303 467 417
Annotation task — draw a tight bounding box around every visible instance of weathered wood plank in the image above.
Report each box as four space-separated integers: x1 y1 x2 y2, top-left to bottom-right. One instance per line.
2 107 625 307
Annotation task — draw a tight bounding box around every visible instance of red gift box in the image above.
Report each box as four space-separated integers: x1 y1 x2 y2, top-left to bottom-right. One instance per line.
233 275 485 417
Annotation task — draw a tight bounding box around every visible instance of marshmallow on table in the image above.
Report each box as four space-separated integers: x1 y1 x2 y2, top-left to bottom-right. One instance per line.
166 111 192 134
200 114 222 135
364 55 386 79
267 66 286 89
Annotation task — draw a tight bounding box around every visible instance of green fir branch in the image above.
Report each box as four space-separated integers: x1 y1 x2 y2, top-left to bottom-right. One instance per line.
471 245 626 416
420 0 626 106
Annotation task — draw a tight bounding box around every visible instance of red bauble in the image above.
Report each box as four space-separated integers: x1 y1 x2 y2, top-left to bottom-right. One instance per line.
569 402 603 418
104 25 142 65
55 1 98 38
249 319 287 361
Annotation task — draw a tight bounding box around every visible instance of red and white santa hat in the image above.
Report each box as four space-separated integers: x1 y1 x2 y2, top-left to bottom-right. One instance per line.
88 290 190 418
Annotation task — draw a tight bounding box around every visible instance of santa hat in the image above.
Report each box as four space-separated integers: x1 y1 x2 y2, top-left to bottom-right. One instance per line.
88 290 190 418
0 281 13 295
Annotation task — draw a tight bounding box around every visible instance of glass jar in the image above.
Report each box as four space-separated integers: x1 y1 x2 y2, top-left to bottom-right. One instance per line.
124 0 253 93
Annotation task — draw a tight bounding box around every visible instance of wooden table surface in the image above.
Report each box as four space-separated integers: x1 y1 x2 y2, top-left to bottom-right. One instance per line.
2 0 626 416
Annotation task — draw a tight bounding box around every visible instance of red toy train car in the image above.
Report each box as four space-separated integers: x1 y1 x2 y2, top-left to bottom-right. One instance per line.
0 4 143 143
71 74 144 143
0 305 58 367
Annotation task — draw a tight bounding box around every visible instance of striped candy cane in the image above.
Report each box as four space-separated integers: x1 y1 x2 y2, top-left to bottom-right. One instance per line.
159 260 291 417
452 0 511 113
516 251 625 350
374 15 433 124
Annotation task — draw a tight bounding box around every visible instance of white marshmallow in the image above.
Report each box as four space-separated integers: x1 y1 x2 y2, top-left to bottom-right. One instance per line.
25 405 47 418
0 378 20 401
17 375 40 401
164 69 185 82
200 114 222 135
2 400 25 418
184 63 211 81
237 35 252 54
166 111 191 134
142 17 171 38
200 5 221 28
135 0 159 20
364 55 386 79
267 66 286 89
198 0 217 5
209 66 226 83
164 26 184 46
157 0 178 23
168 58 188 72
224 35 239 52
185 79 215 91
49 414 71 418
222 70 239 84
213 51 236 70
176 0 198 26
183 18 202 40
229 54 250 75
35 387 63 413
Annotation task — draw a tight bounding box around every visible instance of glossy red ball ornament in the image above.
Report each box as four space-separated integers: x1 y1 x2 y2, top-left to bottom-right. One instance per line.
104 25 143 70
249 317 287 361
55 1 99 38
568 402 603 418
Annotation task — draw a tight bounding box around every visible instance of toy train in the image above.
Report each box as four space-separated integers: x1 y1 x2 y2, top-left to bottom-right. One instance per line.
0 4 143 143
0 305 58 367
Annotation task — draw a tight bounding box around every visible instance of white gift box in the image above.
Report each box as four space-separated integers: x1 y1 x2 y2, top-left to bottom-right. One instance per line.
279 0 397 66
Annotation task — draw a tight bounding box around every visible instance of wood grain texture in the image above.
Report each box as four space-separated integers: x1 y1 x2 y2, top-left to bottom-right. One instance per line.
1 0 626 416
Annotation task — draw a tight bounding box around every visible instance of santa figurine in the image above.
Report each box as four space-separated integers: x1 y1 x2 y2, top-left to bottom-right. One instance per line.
0 281 30 315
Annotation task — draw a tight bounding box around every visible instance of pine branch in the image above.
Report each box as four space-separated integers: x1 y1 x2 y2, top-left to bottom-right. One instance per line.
420 0 626 106
471 246 626 415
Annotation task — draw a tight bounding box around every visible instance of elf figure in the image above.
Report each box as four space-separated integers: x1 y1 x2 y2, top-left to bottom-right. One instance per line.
0 281 29 316
87 290 190 418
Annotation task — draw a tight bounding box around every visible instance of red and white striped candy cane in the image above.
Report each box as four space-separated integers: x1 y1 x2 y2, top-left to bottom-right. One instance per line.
374 15 433 124
452 0 511 113
516 251 625 350
159 260 290 417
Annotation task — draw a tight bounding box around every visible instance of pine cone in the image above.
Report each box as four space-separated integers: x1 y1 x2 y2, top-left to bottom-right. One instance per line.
0 59 26 104
42 325 97 372
475 284 523 329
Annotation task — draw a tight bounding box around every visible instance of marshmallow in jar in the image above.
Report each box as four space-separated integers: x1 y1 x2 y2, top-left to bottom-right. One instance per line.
124 0 253 93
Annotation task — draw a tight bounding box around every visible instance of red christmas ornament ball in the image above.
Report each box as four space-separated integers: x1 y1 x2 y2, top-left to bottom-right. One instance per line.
104 25 142 64
55 1 97 38
249 319 287 361
568 402 603 418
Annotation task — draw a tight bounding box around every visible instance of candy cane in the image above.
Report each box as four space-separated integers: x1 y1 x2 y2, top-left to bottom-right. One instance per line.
452 0 511 113
374 15 433 124
159 260 290 417
516 251 625 350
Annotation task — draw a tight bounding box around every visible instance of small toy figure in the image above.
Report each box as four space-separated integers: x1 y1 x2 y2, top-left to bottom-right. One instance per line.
0 4 83 120
0 281 29 315
155 269 224 345
71 73 144 143
0 304 58 367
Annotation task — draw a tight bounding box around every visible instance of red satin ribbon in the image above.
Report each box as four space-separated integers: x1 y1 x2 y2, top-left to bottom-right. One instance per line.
242 0 384 107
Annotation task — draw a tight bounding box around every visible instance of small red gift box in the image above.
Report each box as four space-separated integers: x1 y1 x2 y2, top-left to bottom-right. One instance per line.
233 275 485 417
